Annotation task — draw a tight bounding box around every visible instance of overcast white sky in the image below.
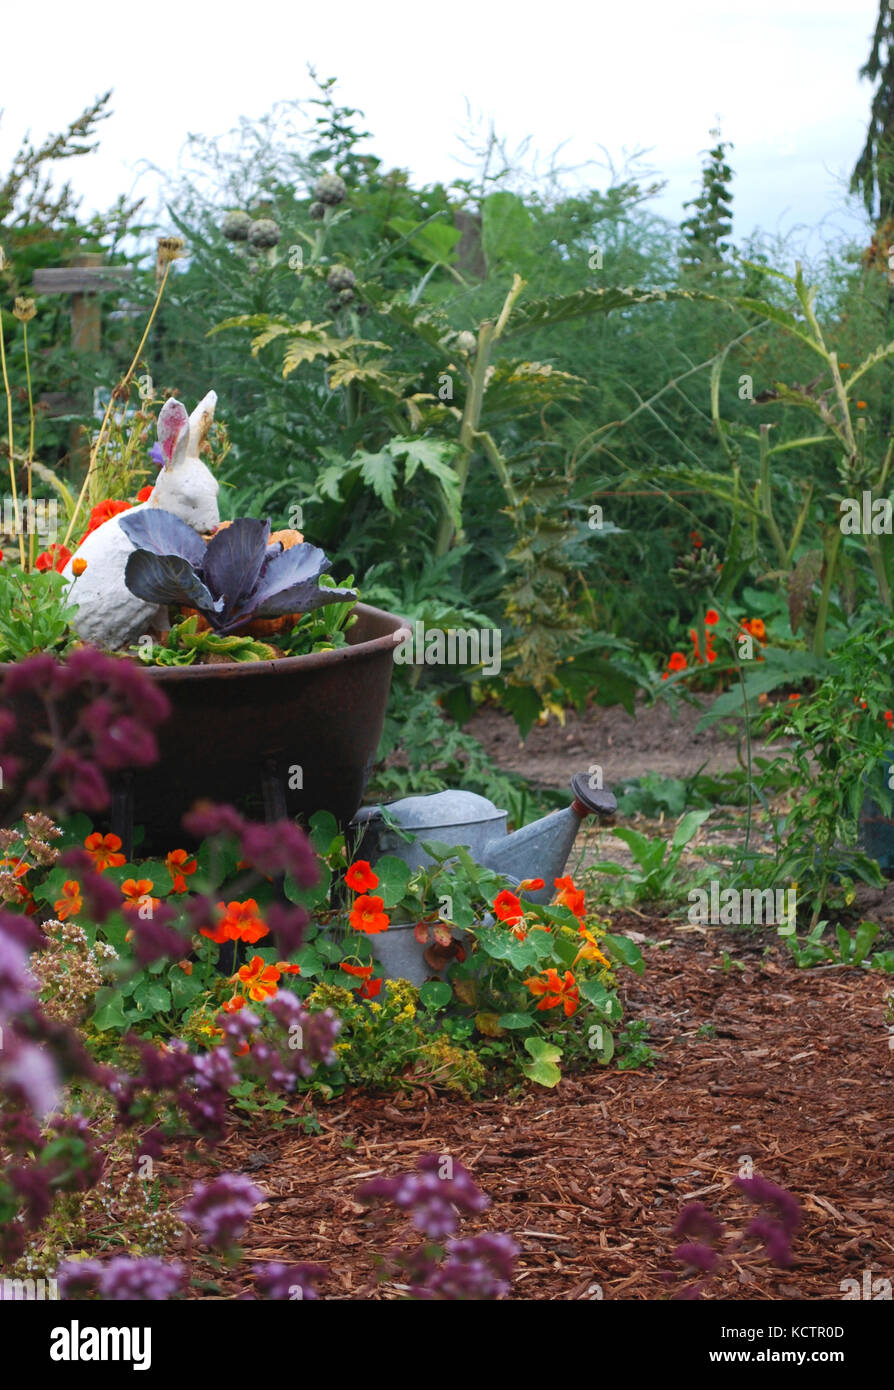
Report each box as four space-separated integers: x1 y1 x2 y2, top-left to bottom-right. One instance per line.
0 0 883 254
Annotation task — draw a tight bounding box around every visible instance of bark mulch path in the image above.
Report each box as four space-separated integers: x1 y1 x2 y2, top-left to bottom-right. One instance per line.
154 929 892 1300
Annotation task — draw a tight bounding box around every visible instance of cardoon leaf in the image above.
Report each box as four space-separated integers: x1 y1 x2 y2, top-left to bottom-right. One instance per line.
203 519 271 613
119 508 207 567
124 551 223 615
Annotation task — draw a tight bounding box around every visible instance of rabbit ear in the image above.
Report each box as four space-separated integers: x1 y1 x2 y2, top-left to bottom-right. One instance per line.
187 390 217 458
157 399 189 467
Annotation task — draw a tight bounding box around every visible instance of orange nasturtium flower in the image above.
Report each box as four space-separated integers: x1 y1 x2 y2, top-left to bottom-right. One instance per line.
349 894 390 934
741 617 767 642
668 651 687 672
54 879 82 921
276 961 302 975
237 955 281 1002
554 875 586 919
166 848 197 893
493 889 524 925
121 878 161 913
518 877 545 892
72 557 87 577
525 968 580 1016
136 486 154 503
201 899 269 944
0 857 31 904
222 995 245 1013
574 928 610 968
84 832 127 872
345 859 379 893
340 959 383 997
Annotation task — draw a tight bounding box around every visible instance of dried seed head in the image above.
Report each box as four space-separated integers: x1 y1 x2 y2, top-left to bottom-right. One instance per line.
157 236 186 264
13 296 36 322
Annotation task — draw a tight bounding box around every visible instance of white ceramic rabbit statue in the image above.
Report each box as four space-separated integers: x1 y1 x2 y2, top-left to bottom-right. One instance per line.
62 391 221 650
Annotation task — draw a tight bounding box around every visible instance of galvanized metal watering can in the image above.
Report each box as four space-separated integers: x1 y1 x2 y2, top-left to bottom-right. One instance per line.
350 773 617 901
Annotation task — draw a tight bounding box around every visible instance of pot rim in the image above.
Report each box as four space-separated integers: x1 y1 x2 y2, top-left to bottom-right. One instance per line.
0 603 409 683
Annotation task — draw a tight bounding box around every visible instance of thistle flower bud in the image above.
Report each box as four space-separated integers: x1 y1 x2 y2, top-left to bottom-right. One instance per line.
326 265 355 292
309 201 326 221
221 210 252 242
313 173 347 207
456 330 477 354
247 218 281 250
670 545 721 594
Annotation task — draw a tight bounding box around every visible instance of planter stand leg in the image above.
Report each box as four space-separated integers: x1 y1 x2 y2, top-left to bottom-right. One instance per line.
110 772 134 861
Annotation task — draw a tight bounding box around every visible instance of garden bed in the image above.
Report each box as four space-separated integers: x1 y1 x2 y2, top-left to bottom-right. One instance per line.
91 927 893 1301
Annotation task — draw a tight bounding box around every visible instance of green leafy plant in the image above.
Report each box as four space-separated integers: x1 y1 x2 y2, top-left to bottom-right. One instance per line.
588 810 713 907
0 566 77 659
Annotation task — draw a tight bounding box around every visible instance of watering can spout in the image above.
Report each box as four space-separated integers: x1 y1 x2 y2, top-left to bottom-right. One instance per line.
479 773 617 901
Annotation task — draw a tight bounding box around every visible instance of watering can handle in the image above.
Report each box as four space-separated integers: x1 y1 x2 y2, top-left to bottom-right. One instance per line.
569 772 617 820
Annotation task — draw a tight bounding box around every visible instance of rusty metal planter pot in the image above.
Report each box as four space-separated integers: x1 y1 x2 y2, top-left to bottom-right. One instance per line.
2 603 406 850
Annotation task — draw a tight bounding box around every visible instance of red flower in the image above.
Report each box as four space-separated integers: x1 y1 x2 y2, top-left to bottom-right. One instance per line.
349 894 389 934
705 609 719 626
518 877 545 892
493 889 524 925
136 486 154 503
35 544 72 573
668 651 687 672
204 898 269 944
345 860 379 893
81 498 132 541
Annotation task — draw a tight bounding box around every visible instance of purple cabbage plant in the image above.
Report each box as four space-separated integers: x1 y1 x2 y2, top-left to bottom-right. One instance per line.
119 509 356 634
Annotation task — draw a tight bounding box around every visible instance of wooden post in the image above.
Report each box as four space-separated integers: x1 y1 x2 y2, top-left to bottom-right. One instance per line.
32 256 133 469
69 252 104 354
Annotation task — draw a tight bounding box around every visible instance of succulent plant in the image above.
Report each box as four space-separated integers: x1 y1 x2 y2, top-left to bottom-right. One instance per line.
119 509 356 635
313 173 347 206
247 218 282 250
221 211 252 242
309 201 326 221
326 265 356 292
